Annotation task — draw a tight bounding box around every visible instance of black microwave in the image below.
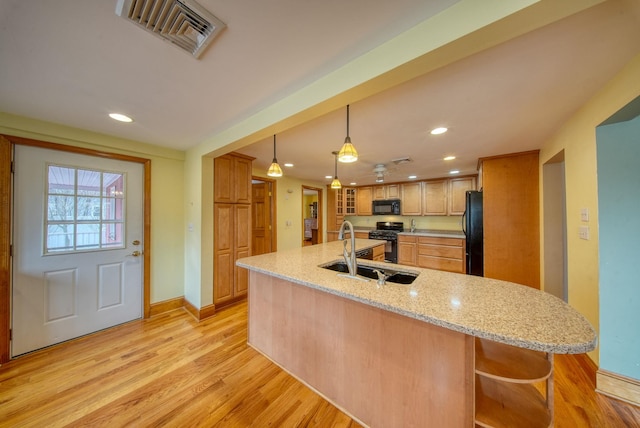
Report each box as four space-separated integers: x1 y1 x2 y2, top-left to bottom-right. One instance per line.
372 199 401 215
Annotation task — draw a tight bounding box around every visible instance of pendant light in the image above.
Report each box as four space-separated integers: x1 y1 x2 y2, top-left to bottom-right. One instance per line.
330 151 342 189
338 104 358 163
267 134 283 177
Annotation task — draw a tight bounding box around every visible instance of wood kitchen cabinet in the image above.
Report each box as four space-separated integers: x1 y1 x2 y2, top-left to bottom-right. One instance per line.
373 184 400 200
214 153 252 204
422 180 448 216
327 186 345 231
356 187 373 216
214 152 253 308
480 150 539 289
402 177 475 217
327 186 356 229
417 236 465 273
401 182 422 215
398 235 417 266
449 176 476 215
398 235 465 273
344 187 356 215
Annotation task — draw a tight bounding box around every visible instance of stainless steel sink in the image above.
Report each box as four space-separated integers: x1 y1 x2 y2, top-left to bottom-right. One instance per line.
320 261 418 284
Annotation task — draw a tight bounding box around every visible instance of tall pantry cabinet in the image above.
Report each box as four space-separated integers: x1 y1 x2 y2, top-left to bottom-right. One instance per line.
479 150 540 289
214 153 254 308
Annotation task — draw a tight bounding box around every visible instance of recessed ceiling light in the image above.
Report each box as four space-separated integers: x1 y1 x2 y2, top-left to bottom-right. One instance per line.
109 113 133 123
350 182 357 186
408 175 417 179
449 170 460 174
444 156 456 161
284 163 294 168
325 175 333 179
430 127 448 135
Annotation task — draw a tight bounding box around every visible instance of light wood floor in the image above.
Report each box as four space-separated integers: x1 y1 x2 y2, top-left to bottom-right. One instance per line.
1 301 638 427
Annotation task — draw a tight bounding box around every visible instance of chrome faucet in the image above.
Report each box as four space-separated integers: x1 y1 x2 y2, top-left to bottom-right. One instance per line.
338 220 357 277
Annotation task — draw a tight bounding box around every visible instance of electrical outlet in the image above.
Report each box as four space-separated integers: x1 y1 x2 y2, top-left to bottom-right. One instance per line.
578 226 590 240
580 208 589 222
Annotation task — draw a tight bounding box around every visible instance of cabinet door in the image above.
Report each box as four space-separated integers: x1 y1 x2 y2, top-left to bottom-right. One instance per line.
234 157 252 204
373 185 386 200
357 187 373 215
397 235 417 266
401 182 422 215
449 177 476 215
344 188 356 215
386 184 400 199
234 204 251 296
422 180 448 215
214 154 253 204
214 204 234 304
214 155 234 203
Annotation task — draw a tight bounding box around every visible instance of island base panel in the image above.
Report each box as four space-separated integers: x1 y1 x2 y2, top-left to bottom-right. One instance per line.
248 271 474 427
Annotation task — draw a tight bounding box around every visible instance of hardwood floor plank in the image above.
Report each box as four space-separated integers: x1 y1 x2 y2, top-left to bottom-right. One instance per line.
1 301 638 427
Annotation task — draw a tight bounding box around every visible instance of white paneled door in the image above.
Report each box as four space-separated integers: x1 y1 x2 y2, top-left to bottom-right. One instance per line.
12 145 143 357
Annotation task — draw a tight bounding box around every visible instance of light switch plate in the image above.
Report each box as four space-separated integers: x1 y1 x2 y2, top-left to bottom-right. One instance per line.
579 226 590 240
580 208 589 222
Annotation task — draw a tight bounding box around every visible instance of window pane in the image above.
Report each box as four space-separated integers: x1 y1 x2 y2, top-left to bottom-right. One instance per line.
103 173 124 198
48 165 75 195
102 223 124 248
48 195 75 221
77 197 101 220
77 169 101 196
76 224 101 249
47 224 74 252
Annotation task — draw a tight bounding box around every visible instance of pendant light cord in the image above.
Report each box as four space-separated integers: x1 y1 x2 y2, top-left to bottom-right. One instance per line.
346 105 350 138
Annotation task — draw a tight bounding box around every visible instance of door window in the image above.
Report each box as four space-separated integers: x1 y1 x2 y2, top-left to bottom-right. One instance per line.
46 164 126 253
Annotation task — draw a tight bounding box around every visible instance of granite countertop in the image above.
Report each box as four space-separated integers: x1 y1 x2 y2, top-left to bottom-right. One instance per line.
237 240 597 354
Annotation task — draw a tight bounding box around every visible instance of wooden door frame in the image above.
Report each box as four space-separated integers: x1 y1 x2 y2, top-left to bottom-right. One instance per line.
301 185 323 245
251 176 277 252
0 134 151 363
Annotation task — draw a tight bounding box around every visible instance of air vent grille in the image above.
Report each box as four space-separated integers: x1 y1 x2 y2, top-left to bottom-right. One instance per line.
116 0 226 59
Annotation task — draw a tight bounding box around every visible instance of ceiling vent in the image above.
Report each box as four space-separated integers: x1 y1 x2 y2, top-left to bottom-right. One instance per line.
116 0 226 59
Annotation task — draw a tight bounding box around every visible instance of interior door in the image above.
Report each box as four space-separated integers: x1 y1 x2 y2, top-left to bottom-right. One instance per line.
11 145 143 357
251 182 272 255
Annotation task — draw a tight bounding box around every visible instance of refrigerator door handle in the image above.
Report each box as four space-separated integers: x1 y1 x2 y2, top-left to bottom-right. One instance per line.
461 210 467 236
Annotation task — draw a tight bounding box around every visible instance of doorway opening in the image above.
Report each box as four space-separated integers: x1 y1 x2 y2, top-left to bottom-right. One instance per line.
302 186 323 246
542 149 567 302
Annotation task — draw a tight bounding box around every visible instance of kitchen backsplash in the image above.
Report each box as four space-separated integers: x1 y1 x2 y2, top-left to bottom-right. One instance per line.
345 215 463 232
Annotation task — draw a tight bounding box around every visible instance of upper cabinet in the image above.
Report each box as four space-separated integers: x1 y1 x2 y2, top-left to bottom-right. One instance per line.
401 182 422 215
357 186 373 216
373 184 400 200
401 177 476 216
214 153 253 204
422 180 448 216
449 176 477 215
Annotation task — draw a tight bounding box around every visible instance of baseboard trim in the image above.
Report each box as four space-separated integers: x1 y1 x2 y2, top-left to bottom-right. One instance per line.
184 299 217 322
149 296 184 317
596 369 640 406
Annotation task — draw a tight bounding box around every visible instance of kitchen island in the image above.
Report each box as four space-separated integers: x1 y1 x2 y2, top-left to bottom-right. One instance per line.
237 240 596 427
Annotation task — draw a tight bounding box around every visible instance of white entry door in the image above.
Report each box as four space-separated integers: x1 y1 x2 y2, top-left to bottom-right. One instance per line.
12 145 144 357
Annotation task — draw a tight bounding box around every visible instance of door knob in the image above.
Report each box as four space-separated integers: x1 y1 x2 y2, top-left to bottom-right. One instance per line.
130 251 141 257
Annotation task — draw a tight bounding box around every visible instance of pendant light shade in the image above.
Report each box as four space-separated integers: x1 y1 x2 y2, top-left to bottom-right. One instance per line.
338 105 358 163
267 134 283 177
330 151 342 189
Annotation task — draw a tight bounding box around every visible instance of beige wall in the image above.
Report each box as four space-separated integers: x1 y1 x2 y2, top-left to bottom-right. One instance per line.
539 53 640 363
0 113 186 304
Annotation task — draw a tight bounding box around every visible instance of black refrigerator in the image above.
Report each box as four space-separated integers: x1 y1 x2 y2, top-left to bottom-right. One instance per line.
463 190 483 276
